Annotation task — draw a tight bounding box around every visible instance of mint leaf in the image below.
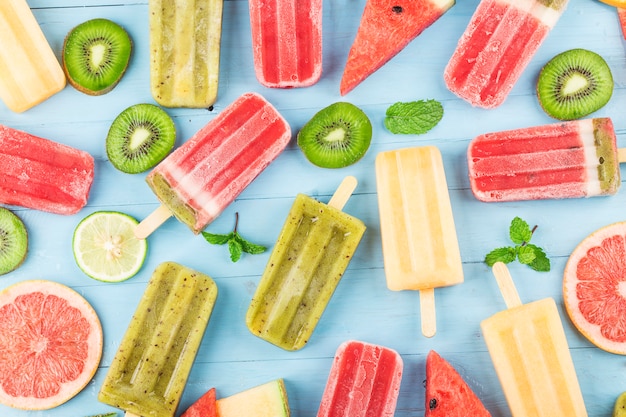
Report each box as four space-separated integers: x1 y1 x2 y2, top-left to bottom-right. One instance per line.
485 247 517 266
517 245 537 265
201 231 232 245
509 216 532 244
201 212 266 262
384 99 443 134
526 244 551 272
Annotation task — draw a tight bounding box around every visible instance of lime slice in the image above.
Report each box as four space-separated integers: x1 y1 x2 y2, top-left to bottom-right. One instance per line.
73 211 147 282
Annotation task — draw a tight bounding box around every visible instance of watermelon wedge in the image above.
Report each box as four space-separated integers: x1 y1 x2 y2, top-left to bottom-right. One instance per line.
619 8 626 40
180 388 216 417
340 0 455 95
424 350 491 417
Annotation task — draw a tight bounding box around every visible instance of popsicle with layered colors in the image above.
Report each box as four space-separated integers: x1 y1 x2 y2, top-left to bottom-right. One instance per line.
98 262 218 417
468 118 623 202
375 146 463 337
137 92 291 237
444 0 569 108
341 0 454 95
246 176 366 351
317 340 403 417
149 0 223 107
248 0 322 88
0 125 94 215
481 262 587 417
0 0 66 112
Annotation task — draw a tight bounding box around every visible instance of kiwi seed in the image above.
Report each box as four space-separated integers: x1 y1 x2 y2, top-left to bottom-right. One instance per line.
536 48 613 121
297 102 372 169
106 103 176 173
63 18 132 95
0 207 28 276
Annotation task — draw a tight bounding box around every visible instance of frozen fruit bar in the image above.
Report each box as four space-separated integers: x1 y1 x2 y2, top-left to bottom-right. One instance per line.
340 0 454 95
376 146 463 337
249 0 322 88
468 118 621 202
138 92 291 237
149 0 223 107
444 0 569 108
0 125 94 215
482 262 587 417
246 177 366 351
0 0 66 112
98 262 218 417
317 340 403 417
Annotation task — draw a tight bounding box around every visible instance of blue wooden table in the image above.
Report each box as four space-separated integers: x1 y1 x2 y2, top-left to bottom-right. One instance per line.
1 0 625 416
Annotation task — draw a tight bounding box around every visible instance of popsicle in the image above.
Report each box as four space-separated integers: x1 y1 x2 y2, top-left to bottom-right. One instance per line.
149 0 223 108
246 176 366 351
0 124 94 215
136 92 291 237
444 0 569 108
0 0 66 113
248 0 322 88
481 262 587 417
340 0 454 95
375 146 463 337
468 117 623 202
98 261 218 417
317 340 403 417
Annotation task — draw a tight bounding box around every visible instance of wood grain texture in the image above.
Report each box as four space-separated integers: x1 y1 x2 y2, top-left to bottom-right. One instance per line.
1 0 625 416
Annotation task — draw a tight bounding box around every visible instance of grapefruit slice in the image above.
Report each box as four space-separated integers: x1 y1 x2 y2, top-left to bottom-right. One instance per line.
0 280 103 410
563 222 626 355
425 350 491 416
340 0 454 95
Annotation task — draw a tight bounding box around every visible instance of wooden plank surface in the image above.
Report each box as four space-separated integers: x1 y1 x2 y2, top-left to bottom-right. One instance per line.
1 0 626 416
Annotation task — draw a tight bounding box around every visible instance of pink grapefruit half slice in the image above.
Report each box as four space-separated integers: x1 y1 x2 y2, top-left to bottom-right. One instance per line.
0 280 103 410
563 222 626 355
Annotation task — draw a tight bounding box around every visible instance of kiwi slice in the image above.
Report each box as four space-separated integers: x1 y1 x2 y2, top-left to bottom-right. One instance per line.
297 102 372 168
536 48 613 120
0 207 28 276
63 18 132 95
106 103 176 173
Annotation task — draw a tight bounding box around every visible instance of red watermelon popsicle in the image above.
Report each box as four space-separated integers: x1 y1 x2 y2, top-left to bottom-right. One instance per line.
468 118 623 202
444 0 569 108
340 0 454 95
248 0 322 88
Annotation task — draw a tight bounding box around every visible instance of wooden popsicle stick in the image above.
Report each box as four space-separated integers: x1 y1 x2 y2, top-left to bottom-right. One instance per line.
491 262 523 309
618 148 626 163
125 412 140 417
327 176 358 210
134 204 172 239
419 288 436 338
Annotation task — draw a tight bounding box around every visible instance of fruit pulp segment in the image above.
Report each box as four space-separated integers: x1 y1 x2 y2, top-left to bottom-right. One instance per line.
468 118 620 202
98 262 217 417
0 125 95 215
481 298 587 417
317 341 403 417
444 0 566 108
146 93 291 233
246 194 366 351
375 146 463 291
0 0 66 112
216 380 290 417
249 0 322 87
149 0 223 107
340 0 454 95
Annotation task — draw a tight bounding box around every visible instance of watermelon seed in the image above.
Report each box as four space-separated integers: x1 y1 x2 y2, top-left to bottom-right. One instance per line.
392 5 403 13
429 398 437 410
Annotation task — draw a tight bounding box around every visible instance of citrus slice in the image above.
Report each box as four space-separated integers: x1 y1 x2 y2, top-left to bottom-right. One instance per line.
598 0 626 8
563 221 626 355
73 211 148 282
0 280 103 410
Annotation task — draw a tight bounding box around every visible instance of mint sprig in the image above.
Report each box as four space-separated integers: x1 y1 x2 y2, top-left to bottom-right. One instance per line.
384 99 443 134
484 217 550 272
201 212 266 262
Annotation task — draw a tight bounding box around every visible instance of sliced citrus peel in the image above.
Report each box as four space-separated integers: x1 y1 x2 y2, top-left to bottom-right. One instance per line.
563 221 626 355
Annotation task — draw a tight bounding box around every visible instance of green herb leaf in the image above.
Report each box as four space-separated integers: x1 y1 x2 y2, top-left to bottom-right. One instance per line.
509 216 532 244
517 245 537 265
526 244 551 272
201 213 266 262
384 99 444 134
485 247 517 266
